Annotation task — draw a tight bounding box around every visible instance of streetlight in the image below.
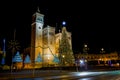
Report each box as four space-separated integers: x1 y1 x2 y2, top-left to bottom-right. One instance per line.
62 55 65 58
62 55 65 65
100 48 105 54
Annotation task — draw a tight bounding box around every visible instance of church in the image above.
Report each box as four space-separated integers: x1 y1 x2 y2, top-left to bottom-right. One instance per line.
30 8 75 68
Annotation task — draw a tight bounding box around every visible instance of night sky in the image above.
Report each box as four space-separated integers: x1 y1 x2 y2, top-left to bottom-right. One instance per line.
0 0 120 54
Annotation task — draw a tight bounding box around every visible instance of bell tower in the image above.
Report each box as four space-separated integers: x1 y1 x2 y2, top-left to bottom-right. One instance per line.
31 7 44 67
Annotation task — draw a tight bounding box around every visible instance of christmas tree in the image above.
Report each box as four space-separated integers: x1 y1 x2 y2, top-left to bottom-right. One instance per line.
53 55 59 63
35 53 42 63
58 27 75 66
12 51 22 62
24 54 31 63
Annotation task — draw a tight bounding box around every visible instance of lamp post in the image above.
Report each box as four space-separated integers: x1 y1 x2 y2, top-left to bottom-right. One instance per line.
62 55 65 66
100 48 105 65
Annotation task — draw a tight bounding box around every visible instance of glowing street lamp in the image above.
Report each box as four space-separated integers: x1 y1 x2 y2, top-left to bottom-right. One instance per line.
62 55 65 65
100 48 105 53
62 55 65 58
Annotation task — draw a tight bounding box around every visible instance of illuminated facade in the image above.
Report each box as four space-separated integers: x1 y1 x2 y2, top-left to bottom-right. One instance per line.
30 9 74 68
75 52 119 61
74 51 119 66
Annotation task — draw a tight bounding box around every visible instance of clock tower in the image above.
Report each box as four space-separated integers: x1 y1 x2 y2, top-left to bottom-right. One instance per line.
31 8 44 67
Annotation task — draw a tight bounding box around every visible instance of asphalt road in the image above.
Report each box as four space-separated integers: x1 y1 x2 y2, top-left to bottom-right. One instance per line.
0 70 120 80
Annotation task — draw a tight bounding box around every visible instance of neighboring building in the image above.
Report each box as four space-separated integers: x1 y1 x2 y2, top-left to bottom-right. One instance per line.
30 8 74 68
75 52 119 61
74 51 119 66
74 44 120 66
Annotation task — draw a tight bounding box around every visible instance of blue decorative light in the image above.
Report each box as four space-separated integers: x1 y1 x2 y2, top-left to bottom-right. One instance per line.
12 51 23 62
1 38 6 65
53 55 59 63
3 38 5 43
35 53 42 63
24 54 31 63
1 58 5 65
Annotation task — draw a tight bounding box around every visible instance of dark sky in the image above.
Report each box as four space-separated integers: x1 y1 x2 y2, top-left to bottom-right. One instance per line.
0 0 120 53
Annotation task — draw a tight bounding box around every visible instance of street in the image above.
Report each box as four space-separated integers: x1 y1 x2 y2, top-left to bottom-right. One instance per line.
0 70 120 80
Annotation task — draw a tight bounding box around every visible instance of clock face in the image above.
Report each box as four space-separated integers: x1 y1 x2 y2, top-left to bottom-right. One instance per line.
36 16 43 23
36 23 43 31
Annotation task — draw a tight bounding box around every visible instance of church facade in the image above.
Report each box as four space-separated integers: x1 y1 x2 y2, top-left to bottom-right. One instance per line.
30 9 75 68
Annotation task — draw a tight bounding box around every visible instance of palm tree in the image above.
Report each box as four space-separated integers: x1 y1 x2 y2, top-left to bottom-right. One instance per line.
58 27 75 66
